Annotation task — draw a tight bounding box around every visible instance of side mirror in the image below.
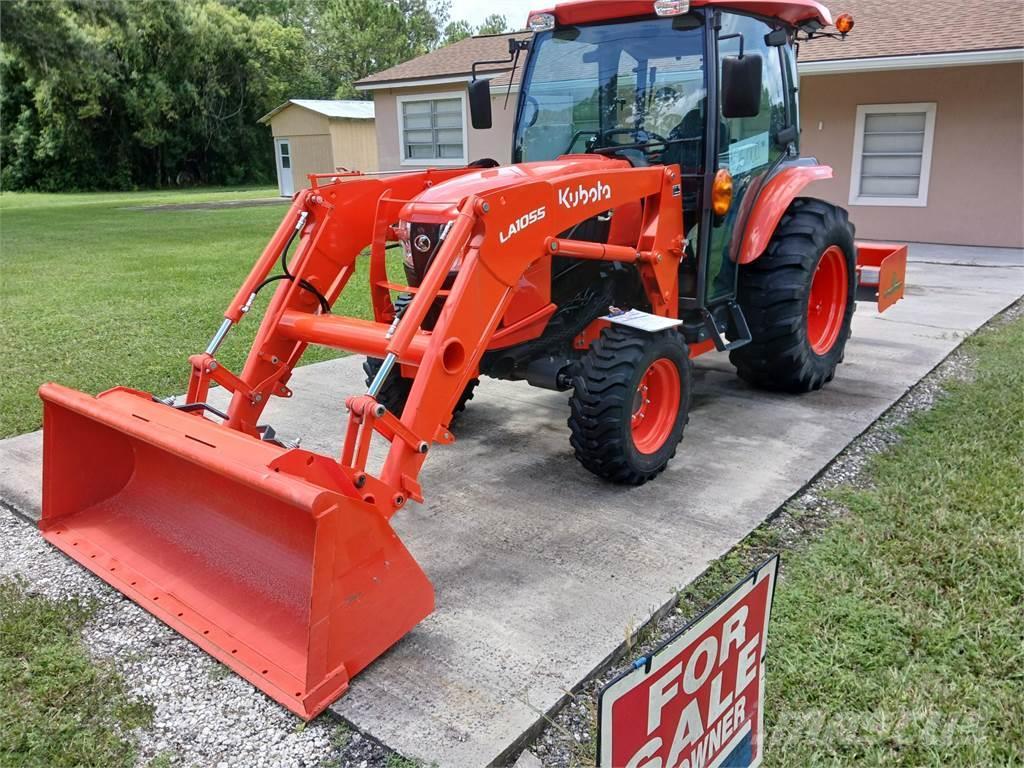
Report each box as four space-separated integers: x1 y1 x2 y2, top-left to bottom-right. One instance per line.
721 53 763 119
468 79 492 130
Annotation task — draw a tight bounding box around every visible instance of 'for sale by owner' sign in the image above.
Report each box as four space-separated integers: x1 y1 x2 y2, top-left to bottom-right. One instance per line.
598 557 779 768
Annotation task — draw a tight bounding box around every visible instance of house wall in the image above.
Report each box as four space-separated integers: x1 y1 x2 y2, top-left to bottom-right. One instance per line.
372 83 516 170
799 63 1024 248
329 118 379 172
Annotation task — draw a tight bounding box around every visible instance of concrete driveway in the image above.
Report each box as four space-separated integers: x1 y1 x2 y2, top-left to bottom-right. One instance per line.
0 243 1020 766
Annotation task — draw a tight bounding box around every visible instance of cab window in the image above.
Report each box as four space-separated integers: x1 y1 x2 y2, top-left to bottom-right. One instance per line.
514 16 706 166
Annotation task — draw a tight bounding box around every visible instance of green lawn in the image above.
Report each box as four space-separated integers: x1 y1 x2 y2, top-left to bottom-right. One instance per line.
762 314 1024 766
0 188 392 437
0 579 153 767
568 311 1023 767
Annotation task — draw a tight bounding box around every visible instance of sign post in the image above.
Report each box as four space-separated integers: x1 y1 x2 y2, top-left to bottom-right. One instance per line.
598 556 779 768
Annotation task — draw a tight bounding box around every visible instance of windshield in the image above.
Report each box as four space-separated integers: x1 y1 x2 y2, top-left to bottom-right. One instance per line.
513 14 707 167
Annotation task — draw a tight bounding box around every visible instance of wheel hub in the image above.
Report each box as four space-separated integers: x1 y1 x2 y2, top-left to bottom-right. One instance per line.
807 245 849 355
631 359 681 454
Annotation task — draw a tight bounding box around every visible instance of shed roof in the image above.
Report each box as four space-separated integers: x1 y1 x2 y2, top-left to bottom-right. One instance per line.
258 99 375 124
356 0 1024 91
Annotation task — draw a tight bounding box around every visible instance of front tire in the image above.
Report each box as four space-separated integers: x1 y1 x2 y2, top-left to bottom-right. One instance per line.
568 326 691 485
730 197 856 392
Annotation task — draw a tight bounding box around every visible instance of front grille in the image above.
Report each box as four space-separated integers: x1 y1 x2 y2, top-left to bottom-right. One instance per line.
403 222 443 287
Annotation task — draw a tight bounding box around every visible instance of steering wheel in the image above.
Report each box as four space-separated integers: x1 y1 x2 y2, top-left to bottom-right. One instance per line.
589 127 670 150
563 129 598 154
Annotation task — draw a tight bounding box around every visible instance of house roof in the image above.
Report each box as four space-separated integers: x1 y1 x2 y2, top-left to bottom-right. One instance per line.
356 0 1024 91
798 0 1024 63
356 33 530 90
258 99 375 124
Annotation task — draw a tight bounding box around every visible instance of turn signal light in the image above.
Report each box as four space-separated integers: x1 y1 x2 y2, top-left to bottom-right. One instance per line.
835 13 854 34
711 169 733 216
654 0 689 15
528 13 555 31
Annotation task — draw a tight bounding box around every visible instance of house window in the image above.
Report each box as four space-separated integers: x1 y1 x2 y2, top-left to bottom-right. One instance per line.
849 103 936 207
398 94 466 165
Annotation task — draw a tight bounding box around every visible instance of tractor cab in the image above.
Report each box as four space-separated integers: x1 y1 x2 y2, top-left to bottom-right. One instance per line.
469 0 830 318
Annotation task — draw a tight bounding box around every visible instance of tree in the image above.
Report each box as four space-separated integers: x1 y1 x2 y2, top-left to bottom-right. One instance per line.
443 19 473 44
0 0 456 191
443 12 508 44
0 0 308 190
476 13 508 35
312 0 451 97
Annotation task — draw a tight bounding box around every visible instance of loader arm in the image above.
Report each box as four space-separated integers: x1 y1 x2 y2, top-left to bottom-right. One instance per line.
197 159 684 516
38 158 686 720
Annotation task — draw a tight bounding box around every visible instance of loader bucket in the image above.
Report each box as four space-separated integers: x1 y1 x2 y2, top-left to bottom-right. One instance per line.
38 383 434 720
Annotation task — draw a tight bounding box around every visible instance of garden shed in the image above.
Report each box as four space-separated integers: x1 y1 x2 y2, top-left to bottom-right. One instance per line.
259 99 377 196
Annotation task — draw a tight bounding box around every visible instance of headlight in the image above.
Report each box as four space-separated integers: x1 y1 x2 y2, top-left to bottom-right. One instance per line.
395 221 414 269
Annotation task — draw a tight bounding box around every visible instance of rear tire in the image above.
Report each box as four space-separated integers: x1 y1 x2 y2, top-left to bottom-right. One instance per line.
568 326 691 485
362 357 478 420
730 197 856 392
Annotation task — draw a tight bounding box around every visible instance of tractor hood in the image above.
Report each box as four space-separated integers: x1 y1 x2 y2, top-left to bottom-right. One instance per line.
398 155 631 224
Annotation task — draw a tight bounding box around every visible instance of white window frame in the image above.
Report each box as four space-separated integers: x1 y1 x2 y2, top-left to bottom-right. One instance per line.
849 102 936 207
396 91 468 167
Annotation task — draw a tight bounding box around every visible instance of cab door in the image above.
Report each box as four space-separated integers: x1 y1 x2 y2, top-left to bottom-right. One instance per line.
704 11 790 305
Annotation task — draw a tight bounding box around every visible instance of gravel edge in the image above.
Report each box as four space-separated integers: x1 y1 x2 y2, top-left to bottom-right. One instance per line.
514 298 1023 768
3 299 1019 768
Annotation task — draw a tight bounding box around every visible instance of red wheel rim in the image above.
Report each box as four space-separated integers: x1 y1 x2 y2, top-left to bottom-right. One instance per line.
631 359 681 454
807 245 849 355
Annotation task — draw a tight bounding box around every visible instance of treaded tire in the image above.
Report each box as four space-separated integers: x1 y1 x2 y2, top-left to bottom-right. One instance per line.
362 357 478 420
730 197 856 393
568 326 691 485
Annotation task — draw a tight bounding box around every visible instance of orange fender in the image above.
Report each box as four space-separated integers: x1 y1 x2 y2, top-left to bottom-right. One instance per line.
737 164 833 265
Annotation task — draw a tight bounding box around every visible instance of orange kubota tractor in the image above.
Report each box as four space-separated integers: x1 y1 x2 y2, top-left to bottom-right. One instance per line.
39 0 906 719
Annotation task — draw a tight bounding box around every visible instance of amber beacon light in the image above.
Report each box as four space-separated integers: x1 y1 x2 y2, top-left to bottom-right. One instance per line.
835 13 854 35
712 169 734 216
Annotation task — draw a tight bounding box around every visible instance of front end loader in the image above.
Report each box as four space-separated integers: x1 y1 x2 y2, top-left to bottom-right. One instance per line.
39 0 907 719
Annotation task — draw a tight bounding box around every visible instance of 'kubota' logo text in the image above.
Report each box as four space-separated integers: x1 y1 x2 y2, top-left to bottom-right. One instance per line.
558 181 612 209
499 206 546 244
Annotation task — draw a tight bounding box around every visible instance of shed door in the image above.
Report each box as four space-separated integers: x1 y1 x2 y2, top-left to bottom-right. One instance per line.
275 138 294 197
